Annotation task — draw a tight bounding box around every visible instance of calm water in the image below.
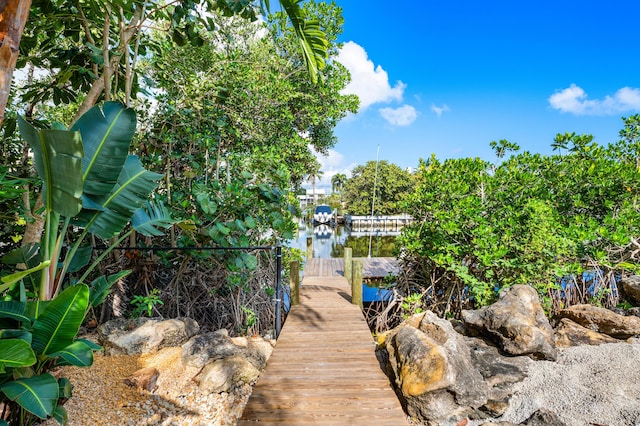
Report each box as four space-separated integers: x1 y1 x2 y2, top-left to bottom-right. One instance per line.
286 224 398 258
285 223 398 303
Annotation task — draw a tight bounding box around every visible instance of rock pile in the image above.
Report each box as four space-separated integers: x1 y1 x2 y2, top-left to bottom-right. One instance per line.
91 318 274 424
378 280 640 426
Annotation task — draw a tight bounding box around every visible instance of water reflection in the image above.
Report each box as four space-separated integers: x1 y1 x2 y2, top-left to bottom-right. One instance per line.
287 224 397 258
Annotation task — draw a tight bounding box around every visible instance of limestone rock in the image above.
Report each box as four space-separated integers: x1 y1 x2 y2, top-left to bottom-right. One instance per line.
554 318 619 347
384 312 489 423
182 330 273 371
231 335 275 371
124 367 159 392
462 285 557 360
197 355 260 394
524 408 568 426
98 317 199 355
557 304 640 339
619 275 640 306
465 337 531 417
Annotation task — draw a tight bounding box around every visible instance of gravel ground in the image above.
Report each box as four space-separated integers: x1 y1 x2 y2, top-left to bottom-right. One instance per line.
42 347 251 426
471 340 640 426
44 339 640 426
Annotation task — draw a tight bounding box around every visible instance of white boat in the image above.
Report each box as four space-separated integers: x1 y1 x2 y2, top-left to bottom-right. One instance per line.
313 205 334 225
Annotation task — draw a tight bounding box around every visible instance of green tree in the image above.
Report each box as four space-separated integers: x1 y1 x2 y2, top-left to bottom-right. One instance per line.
342 160 414 215
128 2 355 333
331 172 347 194
397 126 640 319
6 0 329 125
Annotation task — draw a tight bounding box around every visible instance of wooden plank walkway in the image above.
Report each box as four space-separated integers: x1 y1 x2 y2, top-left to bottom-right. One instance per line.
239 261 407 425
302 257 399 282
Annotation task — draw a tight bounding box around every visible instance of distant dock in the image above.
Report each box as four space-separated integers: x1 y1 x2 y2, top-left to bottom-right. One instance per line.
345 214 413 232
304 257 399 284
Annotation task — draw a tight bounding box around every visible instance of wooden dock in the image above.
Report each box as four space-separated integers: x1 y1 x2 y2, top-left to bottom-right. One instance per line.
302 257 399 283
238 260 407 425
345 214 413 232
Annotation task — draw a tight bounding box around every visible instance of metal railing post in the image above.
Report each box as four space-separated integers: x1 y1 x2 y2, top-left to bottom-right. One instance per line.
275 243 283 338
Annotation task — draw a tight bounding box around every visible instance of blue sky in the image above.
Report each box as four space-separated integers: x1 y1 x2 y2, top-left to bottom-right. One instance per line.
310 0 640 189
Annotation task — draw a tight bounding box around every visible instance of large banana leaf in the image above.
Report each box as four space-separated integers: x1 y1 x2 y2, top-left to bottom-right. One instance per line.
0 301 29 323
0 373 58 419
71 101 136 198
88 270 131 307
85 156 162 239
0 261 50 293
132 201 174 237
279 0 328 84
31 285 89 356
0 339 36 372
1 244 42 292
17 117 84 218
49 340 95 367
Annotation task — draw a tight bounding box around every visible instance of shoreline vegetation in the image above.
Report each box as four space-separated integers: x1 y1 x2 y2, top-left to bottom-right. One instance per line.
1 1 638 424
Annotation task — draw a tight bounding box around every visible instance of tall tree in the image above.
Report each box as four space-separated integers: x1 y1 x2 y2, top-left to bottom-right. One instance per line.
342 160 414 215
0 0 31 125
331 172 347 194
141 2 356 241
0 0 330 127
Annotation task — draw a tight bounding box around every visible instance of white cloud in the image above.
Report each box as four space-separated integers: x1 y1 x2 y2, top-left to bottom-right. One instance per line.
305 147 356 190
549 84 640 115
379 105 418 126
431 104 450 117
336 41 406 110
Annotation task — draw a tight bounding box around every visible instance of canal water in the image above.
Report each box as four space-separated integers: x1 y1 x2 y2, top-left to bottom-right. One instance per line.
287 223 397 258
286 223 398 303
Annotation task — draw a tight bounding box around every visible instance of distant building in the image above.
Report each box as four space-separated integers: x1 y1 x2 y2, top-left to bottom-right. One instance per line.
298 188 326 208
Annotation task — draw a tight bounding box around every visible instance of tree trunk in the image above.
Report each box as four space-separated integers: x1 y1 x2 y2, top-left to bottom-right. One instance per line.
21 189 44 246
0 0 32 126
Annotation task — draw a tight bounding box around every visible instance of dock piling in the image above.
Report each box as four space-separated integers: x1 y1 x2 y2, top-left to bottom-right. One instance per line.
351 259 363 309
289 260 300 306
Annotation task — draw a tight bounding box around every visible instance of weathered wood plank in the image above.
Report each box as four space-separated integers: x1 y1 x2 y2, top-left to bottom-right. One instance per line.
239 273 407 424
303 257 399 281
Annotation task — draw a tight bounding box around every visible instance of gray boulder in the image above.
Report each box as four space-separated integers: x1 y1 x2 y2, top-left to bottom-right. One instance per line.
619 275 640 306
98 317 199 355
382 312 530 425
197 355 260 394
466 337 531 417
554 317 619 347
557 304 640 339
462 285 557 360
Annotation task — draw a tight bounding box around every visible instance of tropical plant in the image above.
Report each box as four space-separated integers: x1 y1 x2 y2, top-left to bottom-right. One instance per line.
0 284 101 425
6 101 171 302
2 0 329 127
0 101 171 424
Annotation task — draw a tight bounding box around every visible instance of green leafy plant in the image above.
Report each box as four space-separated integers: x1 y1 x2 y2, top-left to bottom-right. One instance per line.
8 101 172 302
130 288 164 318
0 284 102 425
401 293 424 319
398 120 640 318
241 305 258 333
0 101 173 425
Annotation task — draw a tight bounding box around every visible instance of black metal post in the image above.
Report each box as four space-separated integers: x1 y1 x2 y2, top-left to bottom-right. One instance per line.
275 243 283 338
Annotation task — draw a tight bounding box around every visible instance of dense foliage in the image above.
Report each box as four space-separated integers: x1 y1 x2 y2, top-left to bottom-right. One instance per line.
342 160 414 215
0 1 349 424
396 120 640 318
